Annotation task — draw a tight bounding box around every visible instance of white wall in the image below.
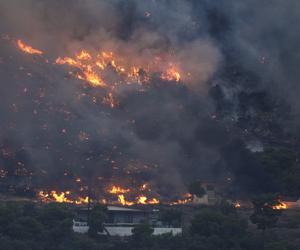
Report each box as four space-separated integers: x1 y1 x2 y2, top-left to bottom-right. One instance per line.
104 226 182 236
73 221 89 234
153 227 182 236
72 221 182 236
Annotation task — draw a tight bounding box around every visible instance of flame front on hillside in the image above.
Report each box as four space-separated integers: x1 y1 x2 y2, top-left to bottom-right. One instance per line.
38 191 89 205
38 188 161 206
108 185 130 194
16 39 184 109
14 38 195 207
55 49 181 88
170 193 193 205
17 40 43 55
272 201 288 210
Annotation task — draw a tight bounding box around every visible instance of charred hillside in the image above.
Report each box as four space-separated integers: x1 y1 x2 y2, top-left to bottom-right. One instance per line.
0 0 300 206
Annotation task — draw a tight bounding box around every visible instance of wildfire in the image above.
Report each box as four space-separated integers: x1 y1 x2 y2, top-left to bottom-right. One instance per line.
234 202 241 208
14 37 187 109
38 190 89 205
136 195 159 205
140 183 150 191
55 49 183 88
272 201 288 210
161 66 181 82
170 193 193 205
116 194 159 206
75 196 89 205
102 92 118 108
55 50 143 88
56 54 106 87
51 191 73 203
17 40 43 55
106 183 160 206
118 194 135 206
38 183 161 207
108 185 130 194
148 198 160 205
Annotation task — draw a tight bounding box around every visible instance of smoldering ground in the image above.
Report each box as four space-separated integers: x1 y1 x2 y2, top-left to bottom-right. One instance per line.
0 0 300 198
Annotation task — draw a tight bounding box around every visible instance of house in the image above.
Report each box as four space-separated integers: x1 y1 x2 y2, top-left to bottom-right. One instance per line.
73 205 182 236
192 183 220 206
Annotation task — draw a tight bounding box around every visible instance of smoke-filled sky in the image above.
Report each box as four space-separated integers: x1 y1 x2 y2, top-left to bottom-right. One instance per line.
0 0 299 199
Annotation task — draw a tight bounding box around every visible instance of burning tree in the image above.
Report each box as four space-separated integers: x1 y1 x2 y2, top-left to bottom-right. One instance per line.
250 194 284 231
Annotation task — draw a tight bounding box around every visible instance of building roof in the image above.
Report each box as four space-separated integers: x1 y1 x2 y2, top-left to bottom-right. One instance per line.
107 206 143 212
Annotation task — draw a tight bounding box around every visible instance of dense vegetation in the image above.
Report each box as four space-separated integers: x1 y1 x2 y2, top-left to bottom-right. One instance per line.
0 201 300 250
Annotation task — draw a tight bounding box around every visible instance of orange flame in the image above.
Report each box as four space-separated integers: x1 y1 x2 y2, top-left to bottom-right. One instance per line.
118 194 135 206
17 40 43 55
234 202 241 208
137 195 148 204
56 55 106 87
38 190 89 205
55 49 184 89
161 67 181 82
272 201 288 210
39 184 161 206
140 183 150 191
146 197 160 205
75 196 89 205
116 194 160 206
170 193 193 205
108 185 130 194
77 50 92 60
102 92 118 108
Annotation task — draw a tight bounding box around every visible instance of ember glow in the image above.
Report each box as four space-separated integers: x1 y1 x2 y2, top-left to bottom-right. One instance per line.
17 40 43 55
107 185 160 206
38 191 89 205
56 52 106 87
234 202 241 208
108 185 130 194
16 38 185 109
272 201 288 210
102 92 118 108
0 0 299 226
115 194 160 206
55 50 182 88
161 65 181 82
137 195 159 205
38 183 163 206
170 193 193 205
117 194 134 206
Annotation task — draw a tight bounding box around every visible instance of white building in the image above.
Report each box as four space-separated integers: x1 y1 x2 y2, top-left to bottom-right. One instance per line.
73 205 182 236
192 183 219 206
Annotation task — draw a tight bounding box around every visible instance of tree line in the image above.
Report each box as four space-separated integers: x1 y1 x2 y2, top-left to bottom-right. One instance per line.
0 196 300 250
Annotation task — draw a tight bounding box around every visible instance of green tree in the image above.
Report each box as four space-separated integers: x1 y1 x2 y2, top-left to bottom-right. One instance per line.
250 194 283 231
38 203 73 229
132 222 154 237
38 203 73 246
88 204 107 238
258 147 300 196
131 222 154 248
190 208 247 249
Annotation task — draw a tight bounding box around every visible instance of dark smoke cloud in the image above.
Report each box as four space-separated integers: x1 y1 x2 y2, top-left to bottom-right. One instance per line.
211 0 300 126
0 0 299 198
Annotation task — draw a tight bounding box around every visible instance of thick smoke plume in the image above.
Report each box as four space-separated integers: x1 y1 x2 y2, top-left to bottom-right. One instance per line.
0 0 300 199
